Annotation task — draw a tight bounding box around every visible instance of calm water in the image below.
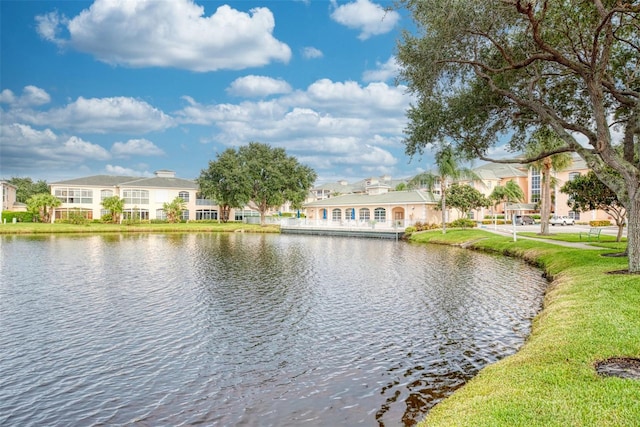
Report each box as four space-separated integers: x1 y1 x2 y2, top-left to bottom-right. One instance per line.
0 233 547 426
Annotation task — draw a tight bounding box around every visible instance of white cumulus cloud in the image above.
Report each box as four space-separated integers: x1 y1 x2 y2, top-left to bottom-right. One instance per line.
17 96 174 134
35 0 291 72
112 138 165 157
0 86 51 107
227 75 293 98
362 56 399 82
302 46 323 59
330 0 400 40
0 123 111 176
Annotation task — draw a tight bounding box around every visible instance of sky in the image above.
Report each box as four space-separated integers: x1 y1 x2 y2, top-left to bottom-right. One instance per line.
0 0 438 184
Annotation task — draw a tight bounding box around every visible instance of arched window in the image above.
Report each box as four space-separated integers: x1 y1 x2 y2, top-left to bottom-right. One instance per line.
179 191 190 202
359 208 370 221
345 208 355 220
332 208 342 221
374 207 386 222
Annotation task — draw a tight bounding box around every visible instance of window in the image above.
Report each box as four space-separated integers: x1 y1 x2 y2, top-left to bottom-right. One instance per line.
123 189 149 205
374 207 386 222
101 189 113 200
100 209 110 218
196 209 218 220
123 208 149 220
55 188 93 204
530 169 541 203
156 209 167 220
332 208 342 221
359 208 370 221
55 208 93 220
569 172 580 181
569 211 580 220
345 208 355 220
178 191 190 202
181 210 189 221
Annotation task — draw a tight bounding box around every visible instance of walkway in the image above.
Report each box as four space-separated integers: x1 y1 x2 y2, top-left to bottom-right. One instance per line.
480 225 614 250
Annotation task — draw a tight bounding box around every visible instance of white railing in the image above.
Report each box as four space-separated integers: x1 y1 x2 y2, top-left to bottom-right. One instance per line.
281 218 409 230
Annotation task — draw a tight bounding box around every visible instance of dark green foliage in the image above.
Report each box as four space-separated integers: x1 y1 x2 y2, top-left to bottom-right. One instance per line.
1 211 35 223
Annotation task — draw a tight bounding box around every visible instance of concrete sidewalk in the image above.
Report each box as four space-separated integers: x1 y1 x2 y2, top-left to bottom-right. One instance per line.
480 225 609 250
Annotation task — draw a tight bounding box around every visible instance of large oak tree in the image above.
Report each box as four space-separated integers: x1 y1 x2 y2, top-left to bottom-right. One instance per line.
397 0 640 272
198 142 317 225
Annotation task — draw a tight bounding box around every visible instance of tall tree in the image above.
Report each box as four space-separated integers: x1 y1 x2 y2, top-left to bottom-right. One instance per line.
397 1 640 272
408 145 480 233
198 142 317 225
526 128 573 235
8 177 49 203
101 195 124 223
26 193 61 223
562 171 627 242
198 148 248 222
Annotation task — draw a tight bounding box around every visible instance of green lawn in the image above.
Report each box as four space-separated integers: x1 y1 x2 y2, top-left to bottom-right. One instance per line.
410 229 640 427
0 221 280 234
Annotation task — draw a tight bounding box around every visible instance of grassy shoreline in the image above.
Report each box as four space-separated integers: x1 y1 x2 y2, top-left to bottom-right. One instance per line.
0 222 280 235
410 229 640 427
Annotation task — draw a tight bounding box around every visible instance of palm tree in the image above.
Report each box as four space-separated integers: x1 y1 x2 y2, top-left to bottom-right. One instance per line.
526 128 573 235
101 195 124 223
489 180 525 227
163 197 186 223
408 145 480 234
26 193 61 223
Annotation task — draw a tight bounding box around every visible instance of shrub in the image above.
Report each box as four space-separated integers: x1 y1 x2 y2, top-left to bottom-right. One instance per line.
589 220 611 227
484 214 505 219
449 218 477 229
1 211 35 223
405 226 417 234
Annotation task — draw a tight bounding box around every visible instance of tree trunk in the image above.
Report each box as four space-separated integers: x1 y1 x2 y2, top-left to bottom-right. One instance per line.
627 196 640 273
539 160 552 235
441 181 447 234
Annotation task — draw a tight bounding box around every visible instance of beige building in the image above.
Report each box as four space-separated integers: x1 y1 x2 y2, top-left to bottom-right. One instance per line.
1 181 18 213
49 170 241 222
304 183 453 229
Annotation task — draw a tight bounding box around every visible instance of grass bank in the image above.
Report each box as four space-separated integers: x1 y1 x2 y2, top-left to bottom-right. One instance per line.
410 229 640 427
0 222 280 235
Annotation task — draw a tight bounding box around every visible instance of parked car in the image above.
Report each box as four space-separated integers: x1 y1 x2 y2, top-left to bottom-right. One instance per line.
515 215 535 225
550 215 575 226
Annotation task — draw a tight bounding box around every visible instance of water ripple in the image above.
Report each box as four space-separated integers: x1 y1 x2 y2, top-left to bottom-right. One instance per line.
0 233 546 426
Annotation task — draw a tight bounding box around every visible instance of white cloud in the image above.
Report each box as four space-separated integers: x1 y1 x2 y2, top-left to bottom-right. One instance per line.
362 56 399 82
60 136 111 160
112 138 165 157
227 75 292 98
36 0 291 72
302 46 323 59
0 86 51 107
104 164 151 176
330 0 400 40
0 123 111 174
174 77 412 178
35 11 68 45
12 96 174 134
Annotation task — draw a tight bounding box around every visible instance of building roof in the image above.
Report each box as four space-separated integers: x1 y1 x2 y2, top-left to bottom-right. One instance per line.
304 190 439 207
51 174 198 189
472 162 528 179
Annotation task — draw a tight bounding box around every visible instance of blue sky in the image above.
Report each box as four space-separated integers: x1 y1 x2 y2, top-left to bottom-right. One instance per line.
1 0 431 184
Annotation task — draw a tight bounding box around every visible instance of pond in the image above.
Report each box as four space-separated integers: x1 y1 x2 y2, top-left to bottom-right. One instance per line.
0 233 547 426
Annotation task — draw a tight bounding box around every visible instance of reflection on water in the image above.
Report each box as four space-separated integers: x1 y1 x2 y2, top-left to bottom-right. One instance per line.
0 233 546 426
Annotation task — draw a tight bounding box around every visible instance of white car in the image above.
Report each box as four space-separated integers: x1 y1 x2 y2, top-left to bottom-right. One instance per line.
550 215 575 226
